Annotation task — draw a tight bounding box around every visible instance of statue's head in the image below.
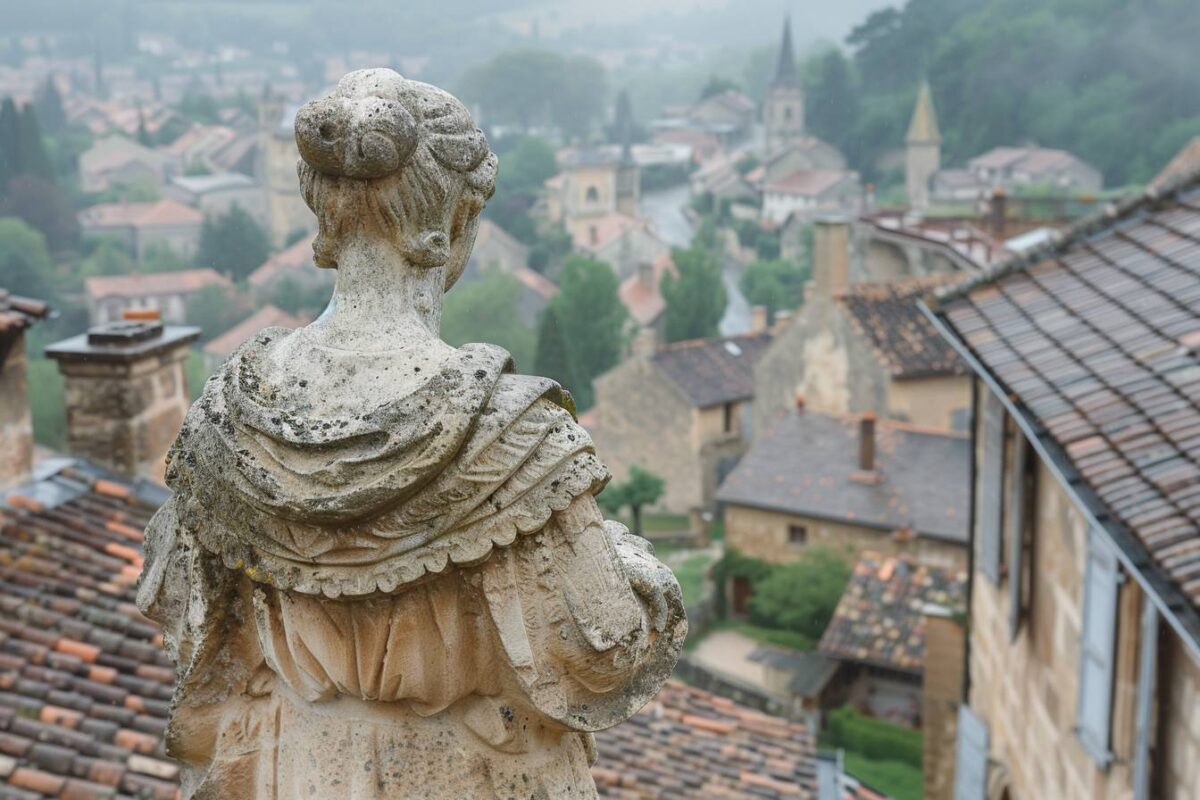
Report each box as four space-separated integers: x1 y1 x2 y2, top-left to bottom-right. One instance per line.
294 69 497 290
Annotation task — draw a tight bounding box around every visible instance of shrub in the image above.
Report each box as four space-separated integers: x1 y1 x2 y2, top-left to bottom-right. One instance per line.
826 706 923 769
747 547 851 641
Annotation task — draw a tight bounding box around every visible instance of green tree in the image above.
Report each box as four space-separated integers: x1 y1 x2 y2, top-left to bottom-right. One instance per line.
484 135 557 244
185 284 250 342
547 256 627 410
739 258 809 321
699 76 740 100
270 276 330 317
661 247 727 343
0 174 79 253
533 304 578 398
458 49 607 137
80 238 136 277
16 104 54 180
0 218 55 300
598 466 665 537
34 76 65 134
748 548 852 641
142 242 190 272
196 204 271 281
0 97 22 190
441 270 537 369
806 49 858 146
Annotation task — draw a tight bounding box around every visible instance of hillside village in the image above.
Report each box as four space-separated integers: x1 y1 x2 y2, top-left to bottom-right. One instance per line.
0 1 1199 799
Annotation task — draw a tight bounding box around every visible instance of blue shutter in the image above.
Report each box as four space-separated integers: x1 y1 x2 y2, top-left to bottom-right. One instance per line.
1007 430 1028 641
954 705 989 800
978 390 1005 584
1077 528 1120 765
1132 601 1158 800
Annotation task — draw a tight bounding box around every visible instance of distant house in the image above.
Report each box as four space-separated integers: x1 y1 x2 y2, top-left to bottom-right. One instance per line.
84 268 231 325
163 123 238 172
750 136 848 185
592 330 774 531
248 234 330 297
618 253 677 342
932 145 1102 201
78 199 204 262
685 89 757 143
653 128 722 164
922 172 1200 800
79 135 178 193
817 551 966 728
166 173 267 228
203 305 307 366
467 219 530 275
717 408 969 580
544 145 640 248
570 212 670 282
761 169 862 224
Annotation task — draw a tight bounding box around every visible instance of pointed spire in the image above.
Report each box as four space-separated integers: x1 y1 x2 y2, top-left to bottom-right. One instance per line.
906 80 941 144
770 15 800 90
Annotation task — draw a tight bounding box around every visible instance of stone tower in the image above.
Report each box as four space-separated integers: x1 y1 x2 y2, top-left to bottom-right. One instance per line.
764 16 804 155
613 89 640 215
906 80 941 210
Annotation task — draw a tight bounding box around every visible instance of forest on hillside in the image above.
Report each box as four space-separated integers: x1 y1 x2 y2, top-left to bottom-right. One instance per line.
804 0 1200 186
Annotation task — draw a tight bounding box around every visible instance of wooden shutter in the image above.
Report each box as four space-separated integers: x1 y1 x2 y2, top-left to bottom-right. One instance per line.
1007 430 1028 641
978 390 1005 584
1132 601 1159 800
1077 528 1120 765
954 705 989 800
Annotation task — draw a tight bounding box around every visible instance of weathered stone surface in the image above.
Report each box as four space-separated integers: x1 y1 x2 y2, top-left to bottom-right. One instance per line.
138 69 686 799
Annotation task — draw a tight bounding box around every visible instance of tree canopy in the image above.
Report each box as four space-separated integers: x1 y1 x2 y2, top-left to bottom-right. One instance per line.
440 269 537 369
196 205 271 281
545 255 628 410
748 547 852 641
533 303 578 400
661 247 727 343
597 465 666 537
739 258 809 322
0 218 55 300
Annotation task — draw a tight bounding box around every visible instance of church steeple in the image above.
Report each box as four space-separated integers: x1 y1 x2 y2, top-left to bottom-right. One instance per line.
906 80 941 144
771 16 800 90
905 80 941 210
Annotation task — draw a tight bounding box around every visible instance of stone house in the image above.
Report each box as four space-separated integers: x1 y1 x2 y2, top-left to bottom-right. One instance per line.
761 169 862 225
617 252 676 343
84 268 231 325
922 174 1200 800
931 145 1103 203
166 172 268 229
717 408 969 582
77 199 204 263
257 99 316 245
591 329 774 529
685 89 757 144
749 137 848 186
755 218 980 438
543 146 639 240
78 134 178 193
569 212 670 282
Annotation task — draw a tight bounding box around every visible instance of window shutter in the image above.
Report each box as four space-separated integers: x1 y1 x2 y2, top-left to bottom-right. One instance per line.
953 705 989 800
978 390 1005 584
1132 601 1159 800
1007 430 1028 641
1077 528 1120 765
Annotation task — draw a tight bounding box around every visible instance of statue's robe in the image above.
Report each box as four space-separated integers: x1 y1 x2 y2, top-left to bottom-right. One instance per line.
138 328 686 799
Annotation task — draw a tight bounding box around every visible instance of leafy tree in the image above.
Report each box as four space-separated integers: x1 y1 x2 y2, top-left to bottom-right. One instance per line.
483 134 558 244
748 547 852 641
739 259 809 321
0 218 55 300
34 76 65 134
196 205 271 281
527 226 572 274
0 97 22 190
16 104 54 180
533 304 578 398
270 276 330 317
80 238 137 277
806 49 858 146
142 242 190 272
185 284 250 343
598 466 665 537
699 76 740 100
546 256 628 410
441 269 536 369
0 174 79 253
459 49 608 137
661 247 727 343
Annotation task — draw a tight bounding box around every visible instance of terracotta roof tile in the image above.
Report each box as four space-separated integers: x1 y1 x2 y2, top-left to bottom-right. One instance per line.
83 269 230 301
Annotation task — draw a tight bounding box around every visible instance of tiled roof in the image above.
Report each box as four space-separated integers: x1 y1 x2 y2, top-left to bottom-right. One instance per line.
818 551 966 674
764 169 853 198
78 200 203 230
618 254 676 326
0 290 50 358
717 409 970 543
927 172 1200 621
747 648 840 697
0 460 179 800
652 331 774 408
836 275 969 379
84 269 230 301
967 145 1087 177
593 679 816 799
1150 136 1200 191
202 305 308 361
247 235 317 288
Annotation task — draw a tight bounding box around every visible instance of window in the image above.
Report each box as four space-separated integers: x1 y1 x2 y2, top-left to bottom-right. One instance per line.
978 388 1006 584
788 525 807 545
953 705 989 800
1077 528 1120 765
722 402 734 433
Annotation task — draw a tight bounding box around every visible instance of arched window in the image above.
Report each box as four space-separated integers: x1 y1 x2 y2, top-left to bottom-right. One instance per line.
585 185 600 205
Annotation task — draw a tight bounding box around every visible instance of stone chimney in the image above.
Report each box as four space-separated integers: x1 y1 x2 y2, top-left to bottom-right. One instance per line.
45 312 199 481
858 411 876 471
0 291 50 487
750 304 769 333
812 218 851 300
631 326 658 358
772 309 794 335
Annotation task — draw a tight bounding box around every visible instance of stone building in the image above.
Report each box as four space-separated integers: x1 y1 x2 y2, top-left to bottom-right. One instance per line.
0 289 49 488
84 268 231 325
544 146 639 245
931 145 1103 203
924 174 1200 799
717 408 969 578
569 212 670 282
78 134 177 193
257 98 316 245
591 329 774 529
617 252 676 343
763 16 804 156
78 199 204 263
165 172 268 228
761 170 862 225
905 81 941 211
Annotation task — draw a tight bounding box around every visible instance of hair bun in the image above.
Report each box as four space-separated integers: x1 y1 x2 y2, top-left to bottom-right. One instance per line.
295 96 418 179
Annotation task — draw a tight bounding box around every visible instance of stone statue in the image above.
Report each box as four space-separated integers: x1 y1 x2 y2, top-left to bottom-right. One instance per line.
138 69 686 799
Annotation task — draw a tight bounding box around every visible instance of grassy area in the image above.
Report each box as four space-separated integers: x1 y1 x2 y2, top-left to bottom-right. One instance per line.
674 553 712 608
685 619 812 652
842 752 924 800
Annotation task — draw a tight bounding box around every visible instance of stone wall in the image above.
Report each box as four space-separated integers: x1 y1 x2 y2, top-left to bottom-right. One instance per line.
887 376 971 431
922 612 965 800
0 331 33 487
724 503 965 569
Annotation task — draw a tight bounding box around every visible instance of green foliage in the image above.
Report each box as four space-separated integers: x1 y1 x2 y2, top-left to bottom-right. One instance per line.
458 49 608 137
699 76 740 100
484 134 557 245
747 548 852 641
179 86 220 124
533 304 578 398
34 76 65 134
185 285 250 343
185 350 215 401
826 706 924 771
270 276 329 316
0 174 79 253
805 49 858 148
0 217 55 300
16 104 54 180
26 357 64 448
739 258 809 320
661 246 726 343
441 269 536 369
545 256 628 410
142 242 190 273
81 238 137 277
598 465 666 536
841 752 924 800
196 204 271 281
711 548 775 617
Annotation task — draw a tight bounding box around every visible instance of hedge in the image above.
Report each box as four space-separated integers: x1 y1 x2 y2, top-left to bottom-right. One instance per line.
826 706 923 769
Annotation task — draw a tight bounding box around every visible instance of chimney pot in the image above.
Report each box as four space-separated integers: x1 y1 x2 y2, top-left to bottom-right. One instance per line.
859 411 876 471
123 308 161 322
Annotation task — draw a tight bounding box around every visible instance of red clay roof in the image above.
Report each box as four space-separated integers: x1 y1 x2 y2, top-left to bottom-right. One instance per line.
247 235 317 288
84 269 230 301
202 305 308 361
78 200 203 230
1150 136 1200 191
764 170 851 197
618 254 676 326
